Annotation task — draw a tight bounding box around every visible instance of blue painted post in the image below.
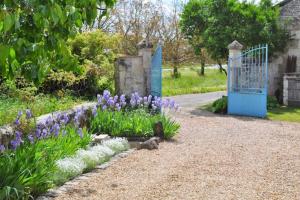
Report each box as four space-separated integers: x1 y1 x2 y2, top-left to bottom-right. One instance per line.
151 45 162 97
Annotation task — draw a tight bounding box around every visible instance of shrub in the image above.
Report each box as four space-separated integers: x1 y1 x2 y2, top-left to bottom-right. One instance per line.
211 96 228 114
267 96 280 110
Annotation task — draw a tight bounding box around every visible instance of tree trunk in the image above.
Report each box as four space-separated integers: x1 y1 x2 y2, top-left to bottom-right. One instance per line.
200 61 205 76
218 62 227 76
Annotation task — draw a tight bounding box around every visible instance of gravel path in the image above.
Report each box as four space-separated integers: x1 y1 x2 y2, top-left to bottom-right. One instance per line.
53 93 300 200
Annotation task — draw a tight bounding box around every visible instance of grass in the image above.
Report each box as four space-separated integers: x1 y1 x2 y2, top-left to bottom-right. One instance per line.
267 106 300 123
0 95 87 126
163 68 226 96
201 100 300 123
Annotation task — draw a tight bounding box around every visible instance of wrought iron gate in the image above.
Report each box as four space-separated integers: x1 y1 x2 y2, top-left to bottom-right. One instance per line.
228 44 268 118
151 45 162 97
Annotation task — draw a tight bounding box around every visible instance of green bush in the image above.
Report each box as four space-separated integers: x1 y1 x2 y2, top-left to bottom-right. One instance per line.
91 109 180 139
69 30 121 83
267 96 280 110
211 96 228 114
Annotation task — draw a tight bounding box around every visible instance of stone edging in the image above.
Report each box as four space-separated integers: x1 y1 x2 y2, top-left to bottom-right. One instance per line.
37 149 135 200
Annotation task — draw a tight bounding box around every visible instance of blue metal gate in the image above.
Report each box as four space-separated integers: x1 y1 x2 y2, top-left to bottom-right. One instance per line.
151 45 162 97
228 44 268 118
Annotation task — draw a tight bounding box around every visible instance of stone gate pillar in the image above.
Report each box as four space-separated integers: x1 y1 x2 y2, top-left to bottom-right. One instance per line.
138 39 153 95
115 39 153 96
228 40 243 92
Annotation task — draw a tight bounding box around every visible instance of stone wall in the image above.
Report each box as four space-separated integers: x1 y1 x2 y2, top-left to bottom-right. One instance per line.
115 40 153 97
283 73 300 106
269 0 300 96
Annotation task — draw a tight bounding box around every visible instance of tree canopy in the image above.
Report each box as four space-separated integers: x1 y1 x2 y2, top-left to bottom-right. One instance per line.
180 0 290 65
0 0 116 83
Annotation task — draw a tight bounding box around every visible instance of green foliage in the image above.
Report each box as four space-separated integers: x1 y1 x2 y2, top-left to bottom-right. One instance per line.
163 68 226 96
211 96 228 114
267 96 280 110
0 0 116 83
68 30 121 82
91 109 180 139
0 126 91 199
180 0 290 62
41 66 113 98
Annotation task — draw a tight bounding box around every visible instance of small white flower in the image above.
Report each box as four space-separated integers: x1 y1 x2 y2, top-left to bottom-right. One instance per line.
101 138 129 153
56 157 86 178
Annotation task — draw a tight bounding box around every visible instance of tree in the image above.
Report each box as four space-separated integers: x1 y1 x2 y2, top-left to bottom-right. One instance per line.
99 0 163 55
0 0 116 84
180 0 290 75
180 0 209 75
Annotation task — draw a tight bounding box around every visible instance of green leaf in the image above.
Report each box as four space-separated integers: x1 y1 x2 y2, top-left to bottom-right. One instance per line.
9 48 16 59
0 21 3 32
3 14 14 32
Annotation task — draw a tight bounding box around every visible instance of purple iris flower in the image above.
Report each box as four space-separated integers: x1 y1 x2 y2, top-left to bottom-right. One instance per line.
108 97 115 107
0 145 5 152
14 118 20 126
27 134 34 144
52 123 60 137
11 131 23 150
169 99 175 109
102 105 107 111
26 109 32 119
92 106 98 117
97 94 103 105
17 111 23 118
103 90 111 101
164 99 170 108
42 129 48 138
35 128 42 139
115 103 121 111
113 95 118 103
120 94 126 102
45 116 53 127
77 128 83 138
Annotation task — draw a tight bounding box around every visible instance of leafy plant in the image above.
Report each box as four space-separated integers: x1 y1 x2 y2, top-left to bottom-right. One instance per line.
211 96 228 114
0 126 91 199
91 109 180 139
0 0 116 83
267 96 280 110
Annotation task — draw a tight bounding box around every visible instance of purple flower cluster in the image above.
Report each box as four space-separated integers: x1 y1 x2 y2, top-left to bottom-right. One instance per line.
95 90 178 112
4 110 76 151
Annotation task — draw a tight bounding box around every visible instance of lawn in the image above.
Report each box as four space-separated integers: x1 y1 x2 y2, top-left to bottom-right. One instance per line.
267 106 300 123
200 102 300 123
0 95 87 127
163 68 227 96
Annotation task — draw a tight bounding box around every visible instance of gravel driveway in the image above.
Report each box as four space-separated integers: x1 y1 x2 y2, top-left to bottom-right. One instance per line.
54 93 300 200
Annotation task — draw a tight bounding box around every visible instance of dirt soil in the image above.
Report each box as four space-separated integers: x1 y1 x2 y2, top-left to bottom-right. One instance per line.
54 109 300 200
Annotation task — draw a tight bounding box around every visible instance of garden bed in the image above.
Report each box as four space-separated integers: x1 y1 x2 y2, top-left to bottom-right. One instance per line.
0 90 180 199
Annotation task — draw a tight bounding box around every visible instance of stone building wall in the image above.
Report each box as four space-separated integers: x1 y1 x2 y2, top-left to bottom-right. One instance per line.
268 0 300 96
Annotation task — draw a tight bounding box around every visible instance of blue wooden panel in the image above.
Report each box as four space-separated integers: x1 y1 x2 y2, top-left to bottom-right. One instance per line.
151 45 162 97
228 92 267 118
